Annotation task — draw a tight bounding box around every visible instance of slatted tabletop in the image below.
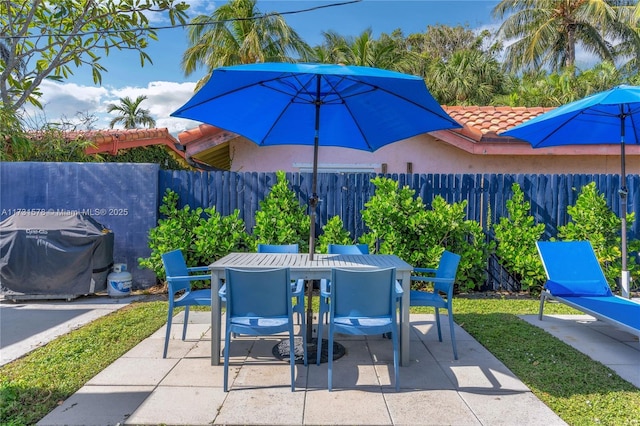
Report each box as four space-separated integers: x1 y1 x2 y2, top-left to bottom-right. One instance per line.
211 253 411 277
208 253 413 366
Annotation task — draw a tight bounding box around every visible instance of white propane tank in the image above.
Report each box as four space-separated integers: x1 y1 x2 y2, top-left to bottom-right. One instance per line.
107 263 132 297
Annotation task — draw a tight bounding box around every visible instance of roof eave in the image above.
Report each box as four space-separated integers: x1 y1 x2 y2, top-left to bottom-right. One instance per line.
431 129 640 156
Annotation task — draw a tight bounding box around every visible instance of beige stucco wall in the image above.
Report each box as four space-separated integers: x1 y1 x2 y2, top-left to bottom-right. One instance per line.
229 133 640 176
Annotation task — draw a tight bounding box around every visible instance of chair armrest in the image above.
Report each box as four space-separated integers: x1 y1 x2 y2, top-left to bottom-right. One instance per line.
292 279 305 296
218 283 226 298
395 280 404 297
169 274 210 283
187 266 210 273
320 279 331 298
413 267 437 274
411 276 454 284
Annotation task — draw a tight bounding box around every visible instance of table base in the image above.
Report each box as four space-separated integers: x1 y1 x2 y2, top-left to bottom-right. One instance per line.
272 337 345 364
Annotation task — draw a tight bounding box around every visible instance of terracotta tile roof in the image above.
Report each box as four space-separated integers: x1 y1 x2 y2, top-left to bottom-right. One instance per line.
73 128 210 169
443 106 555 142
177 124 242 170
70 128 175 144
76 128 181 155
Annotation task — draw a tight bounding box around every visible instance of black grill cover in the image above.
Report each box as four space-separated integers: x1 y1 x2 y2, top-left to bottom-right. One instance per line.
0 213 114 297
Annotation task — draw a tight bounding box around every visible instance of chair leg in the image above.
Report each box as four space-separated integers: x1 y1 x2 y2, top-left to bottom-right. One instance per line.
434 308 443 342
296 296 304 324
447 307 458 360
392 329 400 391
300 307 308 367
163 305 173 358
316 302 326 365
182 306 190 341
223 329 231 392
289 327 296 392
328 326 334 391
538 292 547 320
316 320 323 365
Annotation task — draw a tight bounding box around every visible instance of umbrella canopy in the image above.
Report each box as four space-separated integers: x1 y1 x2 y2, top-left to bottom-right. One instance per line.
501 84 640 297
172 62 461 259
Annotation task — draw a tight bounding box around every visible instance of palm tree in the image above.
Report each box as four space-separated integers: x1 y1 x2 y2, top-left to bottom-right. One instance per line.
107 95 156 129
311 29 409 72
311 30 351 65
427 49 507 105
611 1 640 76
181 0 311 88
492 0 625 73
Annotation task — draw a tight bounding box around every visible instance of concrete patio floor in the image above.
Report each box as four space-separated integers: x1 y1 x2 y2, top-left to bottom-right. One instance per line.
3 294 636 426
37 311 570 426
521 312 640 388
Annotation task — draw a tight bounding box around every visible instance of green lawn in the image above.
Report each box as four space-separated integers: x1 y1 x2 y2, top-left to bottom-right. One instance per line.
1 297 638 425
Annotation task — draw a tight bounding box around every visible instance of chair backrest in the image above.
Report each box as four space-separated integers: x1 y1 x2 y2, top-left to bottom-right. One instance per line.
434 251 461 294
257 244 299 253
330 267 397 319
161 249 190 293
327 244 369 254
536 241 612 296
224 267 292 319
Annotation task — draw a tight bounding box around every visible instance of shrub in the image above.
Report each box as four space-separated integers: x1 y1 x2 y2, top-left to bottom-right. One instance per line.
360 176 489 292
193 207 249 264
359 176 428 259
138 189 249 283
317 215 356 253
557 181 640 288
1 126 96 162
252 170 311 252
421 196 491 292
102 145 190 170
492 183 547 293
138 189 202 280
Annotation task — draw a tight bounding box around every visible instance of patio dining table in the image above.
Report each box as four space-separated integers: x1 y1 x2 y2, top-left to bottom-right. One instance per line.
209 252 413 366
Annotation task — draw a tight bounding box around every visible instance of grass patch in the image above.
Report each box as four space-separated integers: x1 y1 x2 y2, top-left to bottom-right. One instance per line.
1 295 638 425
452 298 640 426
0 300 167 425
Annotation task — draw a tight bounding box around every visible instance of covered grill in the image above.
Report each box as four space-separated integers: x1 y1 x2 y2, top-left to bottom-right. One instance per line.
0 213 114 300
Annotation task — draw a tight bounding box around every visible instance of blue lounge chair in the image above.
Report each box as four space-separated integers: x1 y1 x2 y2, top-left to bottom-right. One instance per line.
537 241 640 344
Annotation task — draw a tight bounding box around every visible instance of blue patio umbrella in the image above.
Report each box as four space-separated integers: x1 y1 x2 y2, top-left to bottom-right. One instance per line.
172 62 461 259
501 84 640 297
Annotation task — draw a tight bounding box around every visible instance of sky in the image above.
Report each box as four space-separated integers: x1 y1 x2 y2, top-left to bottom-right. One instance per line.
30 0 503 136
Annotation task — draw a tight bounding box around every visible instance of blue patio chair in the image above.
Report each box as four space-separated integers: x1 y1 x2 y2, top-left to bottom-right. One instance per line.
537 241 640 342
257 243 304 322
327 243 369 254
317 267 401 391
161 249 212 358
318 244 371 325
409 250 461 360
257 243 300 253
220 267 307 392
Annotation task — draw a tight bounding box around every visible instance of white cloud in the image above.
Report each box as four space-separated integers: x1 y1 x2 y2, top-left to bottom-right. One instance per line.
33 80 201 136
142 0 218 24
183 0 219 16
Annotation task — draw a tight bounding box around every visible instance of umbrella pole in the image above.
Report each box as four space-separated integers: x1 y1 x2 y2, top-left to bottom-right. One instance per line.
620 112 630 298
309 75 321 262
306 138 318 342
309 137 318 261
306 77 321 343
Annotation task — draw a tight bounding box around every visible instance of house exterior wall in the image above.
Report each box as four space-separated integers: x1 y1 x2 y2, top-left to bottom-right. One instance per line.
228 134 640 175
